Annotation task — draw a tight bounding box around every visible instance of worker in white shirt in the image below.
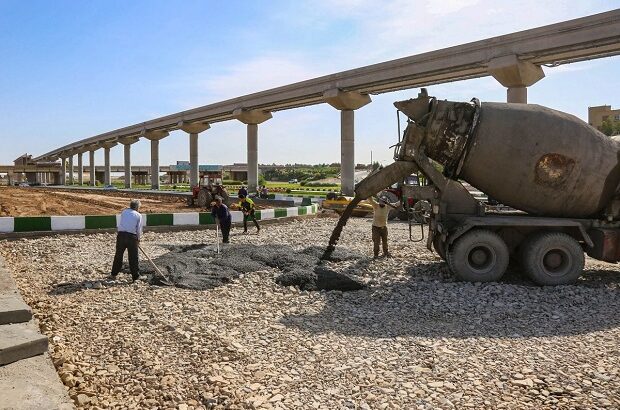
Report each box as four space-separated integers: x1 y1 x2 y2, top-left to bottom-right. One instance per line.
110 199 144 281
367 195 397 258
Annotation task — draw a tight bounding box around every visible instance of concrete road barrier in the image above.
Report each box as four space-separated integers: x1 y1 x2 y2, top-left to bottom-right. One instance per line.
0 205 318 234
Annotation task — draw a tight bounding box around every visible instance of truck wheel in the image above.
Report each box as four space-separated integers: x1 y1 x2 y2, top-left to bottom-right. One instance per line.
521 232 584 285
447 229 509 282
197 190 212 208
218 191 231 206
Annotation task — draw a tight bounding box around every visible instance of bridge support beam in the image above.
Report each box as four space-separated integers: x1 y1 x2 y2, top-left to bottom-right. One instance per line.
142 130 169 190
119 137 139 189
101 142 117 186
323 89 371 195
487 55 545 103
67 155 74 185
233 109 272 194
59 157 66 185
77 153 83 185
179 121 210 188
89 150 96 186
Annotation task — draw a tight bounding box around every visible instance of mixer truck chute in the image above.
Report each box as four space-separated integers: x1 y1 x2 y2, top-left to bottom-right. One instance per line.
324 89 620 286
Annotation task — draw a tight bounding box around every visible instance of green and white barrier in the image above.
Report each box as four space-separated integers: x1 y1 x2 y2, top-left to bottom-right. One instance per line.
0 205 318 234
272 194 323 205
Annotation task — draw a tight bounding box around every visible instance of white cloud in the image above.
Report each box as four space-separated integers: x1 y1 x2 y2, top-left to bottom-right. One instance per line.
200 55 325 101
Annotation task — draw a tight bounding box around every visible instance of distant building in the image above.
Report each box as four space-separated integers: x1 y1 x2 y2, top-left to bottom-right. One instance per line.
589 105 620 131
13 154 35 167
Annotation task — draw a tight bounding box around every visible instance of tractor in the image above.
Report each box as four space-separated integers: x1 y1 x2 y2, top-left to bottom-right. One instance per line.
187 176 231 208
379 173 430 222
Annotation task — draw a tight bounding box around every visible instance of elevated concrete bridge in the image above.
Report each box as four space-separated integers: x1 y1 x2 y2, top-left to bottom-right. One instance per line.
32 10 620 194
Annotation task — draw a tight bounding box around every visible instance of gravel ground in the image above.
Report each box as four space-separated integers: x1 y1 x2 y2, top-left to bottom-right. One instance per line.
1 216 619 409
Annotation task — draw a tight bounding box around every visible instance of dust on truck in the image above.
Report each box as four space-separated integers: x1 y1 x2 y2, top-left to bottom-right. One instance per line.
352 89 620 285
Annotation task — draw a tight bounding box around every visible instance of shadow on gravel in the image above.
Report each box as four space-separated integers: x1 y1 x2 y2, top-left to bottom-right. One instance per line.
49 279 135 295
281 259 620 339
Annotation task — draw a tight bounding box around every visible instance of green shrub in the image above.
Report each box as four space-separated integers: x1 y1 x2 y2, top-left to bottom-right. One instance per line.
304 181 337 187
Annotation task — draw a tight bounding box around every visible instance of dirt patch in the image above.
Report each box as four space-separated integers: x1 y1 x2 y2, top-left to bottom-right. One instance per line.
0 187 266 217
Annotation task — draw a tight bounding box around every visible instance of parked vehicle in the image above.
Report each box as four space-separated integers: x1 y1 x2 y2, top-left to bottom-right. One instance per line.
322 195 374 218
187 176 231 208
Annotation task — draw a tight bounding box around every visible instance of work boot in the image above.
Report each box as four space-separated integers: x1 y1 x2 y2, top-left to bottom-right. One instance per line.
107 274 118 282
132 275 147 283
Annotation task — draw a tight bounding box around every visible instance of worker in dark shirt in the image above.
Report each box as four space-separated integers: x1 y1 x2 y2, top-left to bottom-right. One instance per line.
238 185 248 198
239 194 260 234
211 196 231 243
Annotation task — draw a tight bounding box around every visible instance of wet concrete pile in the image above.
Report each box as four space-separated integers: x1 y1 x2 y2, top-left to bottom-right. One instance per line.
139 243 366 291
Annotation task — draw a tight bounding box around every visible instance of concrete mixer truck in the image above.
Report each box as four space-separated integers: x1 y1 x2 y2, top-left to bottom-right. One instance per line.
324 89 620 286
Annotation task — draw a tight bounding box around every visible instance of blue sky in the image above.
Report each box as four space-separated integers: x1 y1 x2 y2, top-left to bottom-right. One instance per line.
0 0 619 168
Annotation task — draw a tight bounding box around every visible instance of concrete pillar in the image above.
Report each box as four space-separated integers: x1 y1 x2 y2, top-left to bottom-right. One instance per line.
179 121 210 188
119 137 139 189
101 142 117 186
77 153 83 185
247 124 258 193
341 110 355 196
151 139 160 189
488 55 545 104
232 110 272 193
59 157 66 185
67 155 74 185
124 144 132 188
142 129 169 190
323 89 372 195
507 87 527 104
89 150 96 186
104 148 111 186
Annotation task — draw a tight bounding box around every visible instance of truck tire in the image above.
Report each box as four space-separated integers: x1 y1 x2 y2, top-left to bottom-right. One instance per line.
520 232 584 285
219 191 232 206
447 229 509 282
197 190 212 208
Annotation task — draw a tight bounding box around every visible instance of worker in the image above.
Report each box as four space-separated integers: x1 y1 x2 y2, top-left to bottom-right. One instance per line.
367 195 397 258
238 185 248 198
239 194 260 234
261 185 269 199
211 196 231 243
110 199 144 281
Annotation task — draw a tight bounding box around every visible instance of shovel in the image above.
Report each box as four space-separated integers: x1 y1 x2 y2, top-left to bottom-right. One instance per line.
138 244 173 286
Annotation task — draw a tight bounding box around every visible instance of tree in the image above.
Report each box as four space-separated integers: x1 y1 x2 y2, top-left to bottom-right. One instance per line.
600 118 620 136
371 161 381 171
